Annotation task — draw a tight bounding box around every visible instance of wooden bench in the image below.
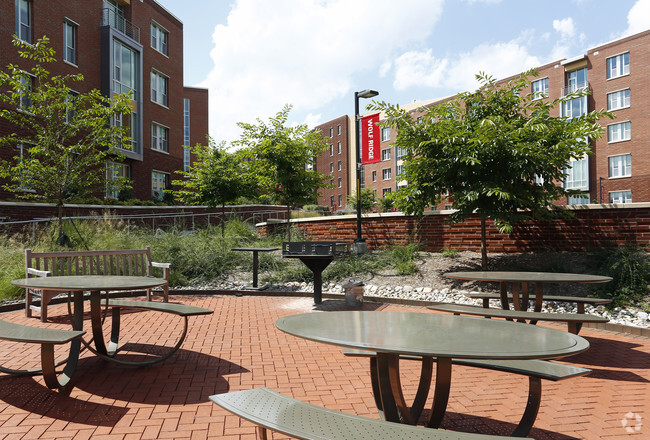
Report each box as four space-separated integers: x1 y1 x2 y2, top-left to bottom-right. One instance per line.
465 293 612 314
0 318 85 394
25 247 171 321
99 299 213 366
210 387 517 440
427 303 609 334
343 348 590 437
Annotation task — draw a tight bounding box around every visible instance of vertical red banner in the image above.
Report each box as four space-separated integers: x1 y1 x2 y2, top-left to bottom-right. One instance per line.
361 113 380 165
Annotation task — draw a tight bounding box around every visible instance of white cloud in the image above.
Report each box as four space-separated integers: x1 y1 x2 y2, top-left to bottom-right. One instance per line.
391 40 541 93
623 0 650 36
200 0 444 143
553 18 576 38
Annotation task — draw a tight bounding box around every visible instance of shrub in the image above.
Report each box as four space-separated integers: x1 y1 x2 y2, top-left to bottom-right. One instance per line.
591 245 650 307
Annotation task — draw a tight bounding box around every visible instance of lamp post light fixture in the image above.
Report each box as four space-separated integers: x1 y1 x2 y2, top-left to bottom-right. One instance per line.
354 89 378 254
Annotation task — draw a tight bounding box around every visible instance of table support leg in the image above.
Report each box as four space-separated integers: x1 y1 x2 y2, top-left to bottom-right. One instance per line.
529 282 544 325
427 357 452 429
511 377 542 437
252 251 259 288
499 282 509 310
376 353 415 424
89 291 108 356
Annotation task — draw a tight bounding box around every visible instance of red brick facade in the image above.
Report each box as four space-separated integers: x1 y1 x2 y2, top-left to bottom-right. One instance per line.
314 115 351 211
261 205 650 253
0 0 208 202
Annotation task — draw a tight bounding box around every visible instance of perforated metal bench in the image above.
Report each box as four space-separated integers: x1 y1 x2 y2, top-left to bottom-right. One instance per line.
0 318 85 394
99 299 213 366
427 303 608 334
342 348 590 437
210 387 517 439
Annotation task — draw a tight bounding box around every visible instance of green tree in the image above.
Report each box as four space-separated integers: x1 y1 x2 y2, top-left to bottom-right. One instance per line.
173 139 258 237
372 71 612 269
0 36 132 241
235 105 330 241
346 188 376 213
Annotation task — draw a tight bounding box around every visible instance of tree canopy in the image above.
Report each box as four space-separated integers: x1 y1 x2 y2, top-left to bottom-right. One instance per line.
371 70 613 268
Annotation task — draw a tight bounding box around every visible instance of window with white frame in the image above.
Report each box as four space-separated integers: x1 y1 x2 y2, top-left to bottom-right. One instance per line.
64 91 79 124
113 112 138 152
396 146 407 160
151 70 168 106
16 143 34 191
396 164 404 177
63 20 77 65
337 160 341 171
608 121 631 143
18 74 33 111
113 40 137 97
607 52 629 79
106 161 130 199
330 195 334 206
337 124 341 135
329 128 333 137
151 171 169 200
566 68 588 93
382 188 391 197
16 0 31 43
609 190 632 204
329 163 334 173
183 147 190 172
608 154 631 178
562 96 587 119
338 194 342 207
381 148 391 161
150 22 168 55
372 170 377 182
567 193 590 205
337 141 341 154
531 77 548 99
607 89 630 111
381 127 390 142
382 168 391 180
183 98 190 170
151 122 169 152
564 157 588 190
338 177 342 188
329 144 333 156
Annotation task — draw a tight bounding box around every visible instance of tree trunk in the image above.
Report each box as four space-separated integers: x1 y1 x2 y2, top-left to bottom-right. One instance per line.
286 204 291 242
481 216 488 270
221 203 226 238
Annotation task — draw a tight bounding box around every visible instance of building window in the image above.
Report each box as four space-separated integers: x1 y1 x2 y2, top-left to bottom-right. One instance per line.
329 144 333 156
337 125 341 135
330 195 334 207
329 163 334 173
608 121 631 143
63 20 77 65
381 127 390 142
381 148 391 161
396 146 407 160
566 68 588 94
18 74 33 111
338 194 342 207
113 40 138 97
329 128 333 137
152 122 169 152
382 168 391 180
16 143 34 191
337 178 342 188
337 161 342 171
382 188 392 197
151 71 168 106
150 22 168 55
607 52 630 79
562 96 587 119
113 112 138 153
567 194 589 206
106 161 130 199
64 91 79 123
607 89 630 111
151 171 169 200
372 170 377 182
608 154 631 178
337 141 341 154
396 164 404 177
609 190 632 204
564 157 588 190
15 0 31 43
531 77 548 99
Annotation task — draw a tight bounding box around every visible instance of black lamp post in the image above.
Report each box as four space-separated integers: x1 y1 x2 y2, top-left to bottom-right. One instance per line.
354 89 378 251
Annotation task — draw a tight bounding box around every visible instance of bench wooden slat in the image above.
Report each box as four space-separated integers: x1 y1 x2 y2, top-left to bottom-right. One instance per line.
210 388 513 440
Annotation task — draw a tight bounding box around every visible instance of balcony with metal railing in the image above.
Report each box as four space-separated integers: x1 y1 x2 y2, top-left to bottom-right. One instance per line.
561 82 590 97
102 8 140 43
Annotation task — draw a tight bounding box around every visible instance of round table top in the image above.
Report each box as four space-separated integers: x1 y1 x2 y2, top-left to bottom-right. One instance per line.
276 311 590 360
12 275 167 292
444 271 612 284
231 247 280 252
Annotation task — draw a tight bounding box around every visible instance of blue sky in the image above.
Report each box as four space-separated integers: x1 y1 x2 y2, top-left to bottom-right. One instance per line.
155 0 650 144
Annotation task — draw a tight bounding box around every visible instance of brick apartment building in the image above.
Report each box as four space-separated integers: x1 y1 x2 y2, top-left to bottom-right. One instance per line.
316 29 650 211
0 0 208 202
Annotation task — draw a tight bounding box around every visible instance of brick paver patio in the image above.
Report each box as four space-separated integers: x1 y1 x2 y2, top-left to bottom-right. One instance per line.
0 294 647 439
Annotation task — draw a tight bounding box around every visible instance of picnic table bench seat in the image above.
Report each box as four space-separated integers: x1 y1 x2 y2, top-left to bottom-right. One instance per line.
210 387 518 440
0 318 85 394
343 348 590 437
25 247 171 322
465 293 612 314
427 303 608 334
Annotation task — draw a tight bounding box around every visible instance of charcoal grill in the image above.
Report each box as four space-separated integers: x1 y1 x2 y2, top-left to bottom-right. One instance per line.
282 241 351 304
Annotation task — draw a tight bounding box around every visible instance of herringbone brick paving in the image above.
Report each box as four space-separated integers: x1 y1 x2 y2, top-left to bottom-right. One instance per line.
0 294 647 439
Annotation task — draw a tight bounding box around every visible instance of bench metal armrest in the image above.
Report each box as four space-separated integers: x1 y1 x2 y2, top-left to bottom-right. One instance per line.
27 268 51 278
